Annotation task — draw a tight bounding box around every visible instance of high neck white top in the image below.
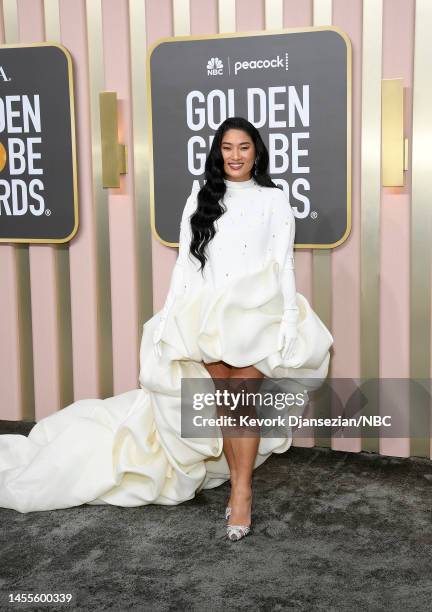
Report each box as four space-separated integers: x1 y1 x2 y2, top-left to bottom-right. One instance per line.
223 177 256 190
205 177 294 286
159 176 298 326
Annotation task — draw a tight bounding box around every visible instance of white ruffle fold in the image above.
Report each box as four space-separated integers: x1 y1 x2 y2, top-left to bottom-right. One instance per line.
0 261 333 513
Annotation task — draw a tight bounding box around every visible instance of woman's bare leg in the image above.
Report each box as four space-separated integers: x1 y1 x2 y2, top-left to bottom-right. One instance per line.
225 365 264 527
203 360 237 508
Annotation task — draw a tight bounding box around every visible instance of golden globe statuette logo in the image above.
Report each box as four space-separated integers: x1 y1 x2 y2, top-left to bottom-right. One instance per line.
0 141 6 172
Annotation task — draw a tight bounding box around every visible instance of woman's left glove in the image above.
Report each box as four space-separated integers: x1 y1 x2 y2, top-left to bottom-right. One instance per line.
277 319 298 361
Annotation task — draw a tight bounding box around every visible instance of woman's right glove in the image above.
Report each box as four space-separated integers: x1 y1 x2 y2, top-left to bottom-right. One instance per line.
152 191 200 360
278 318 298 361
152 260 186 359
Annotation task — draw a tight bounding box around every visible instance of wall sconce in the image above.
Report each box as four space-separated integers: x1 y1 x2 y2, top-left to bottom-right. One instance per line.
99 91 127 188
381 78 408 187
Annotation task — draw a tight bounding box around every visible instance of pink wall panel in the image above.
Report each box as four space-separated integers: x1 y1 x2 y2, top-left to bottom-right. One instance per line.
236 0 264 30
191 0 218 26
284 0 312 27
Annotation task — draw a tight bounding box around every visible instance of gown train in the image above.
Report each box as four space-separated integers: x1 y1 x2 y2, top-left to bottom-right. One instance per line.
0 261 333 513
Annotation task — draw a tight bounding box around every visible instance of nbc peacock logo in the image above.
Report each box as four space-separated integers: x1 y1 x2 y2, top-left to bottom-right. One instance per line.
206 57 223 76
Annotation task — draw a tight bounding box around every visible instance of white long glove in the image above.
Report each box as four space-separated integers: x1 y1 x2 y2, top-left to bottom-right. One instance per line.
278 256 299 361
153 192 198 359
153 261 185 358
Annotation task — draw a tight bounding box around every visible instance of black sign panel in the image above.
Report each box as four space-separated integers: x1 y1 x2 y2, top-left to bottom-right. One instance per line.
148 27 351 248
0 43 78 243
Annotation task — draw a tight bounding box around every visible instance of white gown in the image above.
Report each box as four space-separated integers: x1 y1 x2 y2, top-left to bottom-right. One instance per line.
0 177 333 513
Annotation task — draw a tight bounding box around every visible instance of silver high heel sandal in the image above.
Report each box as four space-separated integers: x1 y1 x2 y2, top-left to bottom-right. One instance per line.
226 524 251 541
225 494 252 541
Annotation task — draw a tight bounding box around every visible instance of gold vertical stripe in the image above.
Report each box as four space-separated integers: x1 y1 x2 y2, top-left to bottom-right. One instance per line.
360 0 382 453
313 0 332 25
173 0 190 36
3 0 18 42
15 245 34 420
312 0 333 449
55 243 74 408
43 0 74 410
2 0 35 420
86 0 113 397
129 0 154 339
313 249 332 330
265 0 283 30
218 0 235 33
43 0 60 41
381 79 404 187
410 0 432 457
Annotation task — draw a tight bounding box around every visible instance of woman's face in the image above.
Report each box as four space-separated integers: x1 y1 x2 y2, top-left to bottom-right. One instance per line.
221 129 256 181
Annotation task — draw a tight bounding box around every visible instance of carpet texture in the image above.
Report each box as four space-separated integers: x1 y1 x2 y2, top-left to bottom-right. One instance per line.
0 419 431 611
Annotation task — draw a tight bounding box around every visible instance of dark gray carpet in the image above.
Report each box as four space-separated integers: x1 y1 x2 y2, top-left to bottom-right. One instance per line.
0 419 431 611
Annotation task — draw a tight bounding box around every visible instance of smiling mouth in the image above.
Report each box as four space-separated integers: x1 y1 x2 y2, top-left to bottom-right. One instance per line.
228 163 244 168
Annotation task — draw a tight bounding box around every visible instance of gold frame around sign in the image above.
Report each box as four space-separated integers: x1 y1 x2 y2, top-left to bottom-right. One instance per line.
0 41 79 244
146 25 352 250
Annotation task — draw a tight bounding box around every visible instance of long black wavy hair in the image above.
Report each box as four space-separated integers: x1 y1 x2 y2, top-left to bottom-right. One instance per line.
189 116 280 274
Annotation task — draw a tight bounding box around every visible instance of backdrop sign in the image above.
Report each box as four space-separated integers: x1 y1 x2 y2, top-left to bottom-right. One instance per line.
0 43 78 243
148 27 351 248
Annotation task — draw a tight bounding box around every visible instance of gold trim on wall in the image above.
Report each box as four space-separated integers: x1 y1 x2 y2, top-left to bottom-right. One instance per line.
381 78 405 187
129 0 154 331
173 0 190 36
43 0 60 41
360 0 383 454
2 0 18 42
44 0 74 411
99 91 128 188
265 0 283 30
218 0 236 34
312 0 333 450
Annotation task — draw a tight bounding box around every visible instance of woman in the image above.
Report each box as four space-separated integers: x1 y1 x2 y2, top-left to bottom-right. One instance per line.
152 116 329 540
0 117 333 539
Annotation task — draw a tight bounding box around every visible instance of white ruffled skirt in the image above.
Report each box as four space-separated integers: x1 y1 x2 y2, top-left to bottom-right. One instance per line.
0 261 333 513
